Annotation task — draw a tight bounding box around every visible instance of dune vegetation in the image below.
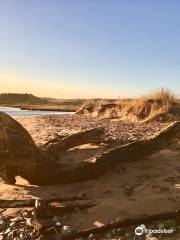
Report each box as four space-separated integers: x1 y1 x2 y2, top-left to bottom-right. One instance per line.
77 88 179 122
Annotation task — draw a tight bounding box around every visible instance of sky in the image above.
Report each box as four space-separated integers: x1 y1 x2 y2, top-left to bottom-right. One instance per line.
0 0 180 98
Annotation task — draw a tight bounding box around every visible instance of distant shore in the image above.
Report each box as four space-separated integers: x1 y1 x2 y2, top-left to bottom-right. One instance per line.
20 106 76 112
0 103 78 112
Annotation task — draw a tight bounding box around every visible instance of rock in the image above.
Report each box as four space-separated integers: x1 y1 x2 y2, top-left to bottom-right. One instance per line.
88 233 96 240
61 225 74 236
4 228 11 235
55 222 61 227
9 221 16 227
26 218 32 226
124 185 134 196
0 213 41 240
0 219 4 225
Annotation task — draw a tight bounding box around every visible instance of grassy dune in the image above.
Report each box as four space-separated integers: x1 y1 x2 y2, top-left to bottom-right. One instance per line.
78 88 180 121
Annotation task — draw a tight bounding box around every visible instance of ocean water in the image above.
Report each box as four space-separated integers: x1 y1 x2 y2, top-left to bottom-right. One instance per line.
0 107 74 116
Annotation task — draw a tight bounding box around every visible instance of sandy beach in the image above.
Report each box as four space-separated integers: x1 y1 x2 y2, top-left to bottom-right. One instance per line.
1 1 180 238
0 114 179 240
14 115 168 146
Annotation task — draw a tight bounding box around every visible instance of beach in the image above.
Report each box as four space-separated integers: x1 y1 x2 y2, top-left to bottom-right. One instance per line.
0 114 180 240
14 114 168 146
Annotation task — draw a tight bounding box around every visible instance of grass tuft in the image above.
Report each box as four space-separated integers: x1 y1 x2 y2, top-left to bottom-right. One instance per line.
140 88 176 105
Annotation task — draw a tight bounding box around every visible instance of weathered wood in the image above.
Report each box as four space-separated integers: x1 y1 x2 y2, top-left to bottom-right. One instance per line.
1 112 180 186
0 195 88 208
49 121 180 184
41 126 105 155
47 202 96 214
15 121 180 185
35 201 97 219
69 209 180 239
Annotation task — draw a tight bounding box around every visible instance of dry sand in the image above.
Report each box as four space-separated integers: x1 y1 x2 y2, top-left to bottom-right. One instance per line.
14 115 167 146
0 115 180 239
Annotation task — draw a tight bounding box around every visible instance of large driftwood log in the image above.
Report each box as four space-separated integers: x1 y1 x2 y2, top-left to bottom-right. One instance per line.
0 112 106 185
29 121 180 185
0 111 180 186
43 121 180 184
41 126 104 156
85 121 180 169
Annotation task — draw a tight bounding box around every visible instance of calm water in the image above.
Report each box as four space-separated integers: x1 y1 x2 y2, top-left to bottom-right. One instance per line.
0 107 74 116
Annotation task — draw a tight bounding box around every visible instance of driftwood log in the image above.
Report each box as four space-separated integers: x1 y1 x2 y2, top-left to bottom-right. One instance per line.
36 204 97 218
67 209 180 239
34 199 97 219
0 112 179 185
0 194 88 208
41 126 104 158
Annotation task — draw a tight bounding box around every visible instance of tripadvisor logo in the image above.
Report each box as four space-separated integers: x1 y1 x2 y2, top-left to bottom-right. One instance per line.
135 224 174 236
135 225 145 236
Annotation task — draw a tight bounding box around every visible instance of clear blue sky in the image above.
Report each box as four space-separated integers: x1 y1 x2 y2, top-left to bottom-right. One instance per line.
0 0 180 98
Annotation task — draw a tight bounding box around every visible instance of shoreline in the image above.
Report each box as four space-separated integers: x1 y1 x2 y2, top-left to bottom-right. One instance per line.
20 106 76 112
0 104 78 112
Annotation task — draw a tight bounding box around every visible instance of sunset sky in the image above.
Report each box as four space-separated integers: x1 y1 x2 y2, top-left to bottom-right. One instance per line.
0 1 180 98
